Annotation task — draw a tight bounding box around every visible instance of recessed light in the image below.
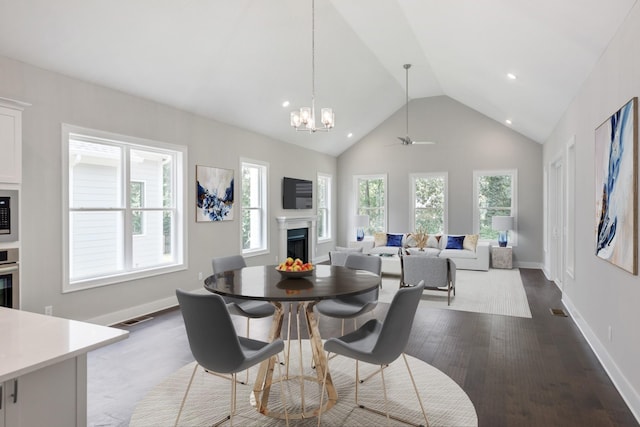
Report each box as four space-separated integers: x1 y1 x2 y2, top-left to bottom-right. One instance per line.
347 132 353 138
507 73 517 80
282 101 290 108
505 119 512 125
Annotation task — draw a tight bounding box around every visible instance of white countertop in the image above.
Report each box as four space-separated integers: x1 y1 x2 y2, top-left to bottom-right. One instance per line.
0 307 129 382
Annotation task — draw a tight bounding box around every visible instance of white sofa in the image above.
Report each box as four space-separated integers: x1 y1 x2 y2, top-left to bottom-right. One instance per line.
350 233 490 273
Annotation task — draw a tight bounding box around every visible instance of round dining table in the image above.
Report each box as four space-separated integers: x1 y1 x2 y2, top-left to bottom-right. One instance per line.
204 264 381 420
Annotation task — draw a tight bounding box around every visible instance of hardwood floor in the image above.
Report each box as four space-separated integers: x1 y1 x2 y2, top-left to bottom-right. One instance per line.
87 269 638 426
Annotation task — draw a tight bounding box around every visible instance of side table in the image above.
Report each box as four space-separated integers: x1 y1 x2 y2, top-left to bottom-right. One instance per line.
491 246 513 269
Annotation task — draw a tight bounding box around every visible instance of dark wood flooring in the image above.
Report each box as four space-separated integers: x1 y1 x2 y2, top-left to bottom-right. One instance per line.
87 269 638 426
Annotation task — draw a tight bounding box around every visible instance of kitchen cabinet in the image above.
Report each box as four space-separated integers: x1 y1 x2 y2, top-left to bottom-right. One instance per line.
0 98 29 184
0 307 128 427
1 357 78 427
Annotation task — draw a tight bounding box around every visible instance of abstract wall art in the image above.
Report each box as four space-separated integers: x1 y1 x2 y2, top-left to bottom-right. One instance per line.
595 97 638 274
196 165 234 222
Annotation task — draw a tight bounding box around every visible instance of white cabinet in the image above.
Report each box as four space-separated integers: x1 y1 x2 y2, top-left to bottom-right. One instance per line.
0 98 29 184
0 308 128 427
1 357 79 427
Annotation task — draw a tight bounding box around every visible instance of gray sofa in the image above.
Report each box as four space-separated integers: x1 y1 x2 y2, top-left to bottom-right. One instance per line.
351 233 490 273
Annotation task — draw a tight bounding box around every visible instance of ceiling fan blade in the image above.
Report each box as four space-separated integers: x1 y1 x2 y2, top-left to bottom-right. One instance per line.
396 136 435 145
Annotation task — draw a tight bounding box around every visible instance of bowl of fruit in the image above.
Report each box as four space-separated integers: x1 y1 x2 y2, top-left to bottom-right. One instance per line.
276 257 314 278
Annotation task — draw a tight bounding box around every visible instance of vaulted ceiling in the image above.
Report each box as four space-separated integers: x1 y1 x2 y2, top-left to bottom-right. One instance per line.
0 0 636 156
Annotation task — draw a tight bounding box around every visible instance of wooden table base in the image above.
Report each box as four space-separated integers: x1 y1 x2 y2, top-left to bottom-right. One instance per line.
253 301 337 420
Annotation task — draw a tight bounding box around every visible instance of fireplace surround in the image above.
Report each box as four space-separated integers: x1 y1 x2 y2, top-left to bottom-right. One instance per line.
276 216 316 263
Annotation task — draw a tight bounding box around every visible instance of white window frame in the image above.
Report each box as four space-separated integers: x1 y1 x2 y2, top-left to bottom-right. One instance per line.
62 124 187 292
131 180 146 236
317 173 332 243
240 158 269 257
473 169 518 246
410 172 448 233
354 174 388 235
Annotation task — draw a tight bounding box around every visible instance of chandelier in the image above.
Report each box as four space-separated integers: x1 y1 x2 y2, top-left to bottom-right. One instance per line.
290 0 334 132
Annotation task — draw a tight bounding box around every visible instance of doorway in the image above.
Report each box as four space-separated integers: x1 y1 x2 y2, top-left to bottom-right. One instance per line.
549 157 565 289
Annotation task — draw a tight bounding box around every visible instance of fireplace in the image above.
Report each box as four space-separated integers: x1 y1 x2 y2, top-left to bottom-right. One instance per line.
276 216 316 263
287 228 308 262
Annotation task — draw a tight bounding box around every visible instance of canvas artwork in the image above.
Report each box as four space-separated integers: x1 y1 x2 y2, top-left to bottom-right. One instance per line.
196 165 234 222
594 97 638 275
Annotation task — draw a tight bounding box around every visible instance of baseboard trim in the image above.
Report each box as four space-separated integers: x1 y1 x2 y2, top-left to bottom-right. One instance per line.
562 294 640 424
314 254 329 264
514 261 543 269
86 295 178 326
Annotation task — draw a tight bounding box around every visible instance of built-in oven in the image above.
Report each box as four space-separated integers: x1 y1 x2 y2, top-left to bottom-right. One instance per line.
0 248 18 309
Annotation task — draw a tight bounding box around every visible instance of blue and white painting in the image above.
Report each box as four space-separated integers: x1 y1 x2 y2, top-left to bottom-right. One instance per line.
196 165 234 222
595 98 637 274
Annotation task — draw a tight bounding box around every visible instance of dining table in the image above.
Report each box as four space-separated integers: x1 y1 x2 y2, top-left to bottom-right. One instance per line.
203 263 381 420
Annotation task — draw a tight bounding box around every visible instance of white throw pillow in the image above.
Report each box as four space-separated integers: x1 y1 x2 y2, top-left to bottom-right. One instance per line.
463 234 479 251
427 234 442 249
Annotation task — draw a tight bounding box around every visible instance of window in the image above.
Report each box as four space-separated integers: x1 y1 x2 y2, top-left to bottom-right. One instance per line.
355 174 387 235
410 173 447 233
63 124 186 291
473 170 517 244
241 160 268 255
317 173 332 241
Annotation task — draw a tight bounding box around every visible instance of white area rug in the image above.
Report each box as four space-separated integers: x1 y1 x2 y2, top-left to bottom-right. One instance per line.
130 340 477 426
380 268 532 318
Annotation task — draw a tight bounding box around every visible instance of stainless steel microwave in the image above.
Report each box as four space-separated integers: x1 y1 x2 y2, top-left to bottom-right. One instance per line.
0 189 18 242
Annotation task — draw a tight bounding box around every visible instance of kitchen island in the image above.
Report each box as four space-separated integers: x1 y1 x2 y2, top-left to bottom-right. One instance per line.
0 307 128 427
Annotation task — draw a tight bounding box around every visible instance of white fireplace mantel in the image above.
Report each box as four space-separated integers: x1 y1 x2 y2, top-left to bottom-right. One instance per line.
276 216 316 262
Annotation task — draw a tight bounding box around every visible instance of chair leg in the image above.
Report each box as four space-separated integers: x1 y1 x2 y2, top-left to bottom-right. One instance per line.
174 363 199 427
317 351 332 427
286 303 293 377
358 364 388 384
230 372 236 427
354 356 430 427
245 318 251 384
355 359 360 405
176 364 234 427
402 353 430 427
380 361 391 424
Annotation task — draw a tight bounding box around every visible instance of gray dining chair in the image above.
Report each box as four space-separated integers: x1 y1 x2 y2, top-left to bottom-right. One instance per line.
175 289 288 427
317 281 429 427
315 254 382 335
212 255 276 384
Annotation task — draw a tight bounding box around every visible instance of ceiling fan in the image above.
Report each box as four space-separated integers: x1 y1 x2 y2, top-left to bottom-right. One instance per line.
397 64 436 146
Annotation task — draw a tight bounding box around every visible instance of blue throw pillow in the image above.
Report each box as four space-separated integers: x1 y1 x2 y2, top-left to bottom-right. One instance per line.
386 234 403 247
446 235 465 250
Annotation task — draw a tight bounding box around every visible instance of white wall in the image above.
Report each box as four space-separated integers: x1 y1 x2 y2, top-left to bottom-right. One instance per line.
543 3 640 419
0 55 337 323
337 95 543 267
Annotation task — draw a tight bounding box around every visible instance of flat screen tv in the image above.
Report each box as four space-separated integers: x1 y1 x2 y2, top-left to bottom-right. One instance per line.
283 177 313 209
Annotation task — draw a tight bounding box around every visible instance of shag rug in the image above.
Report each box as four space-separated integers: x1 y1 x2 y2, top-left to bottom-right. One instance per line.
380 268 532 318
130 340 477 426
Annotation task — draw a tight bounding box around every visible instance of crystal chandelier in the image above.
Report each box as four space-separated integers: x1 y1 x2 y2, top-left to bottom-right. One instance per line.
290 0 334 132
